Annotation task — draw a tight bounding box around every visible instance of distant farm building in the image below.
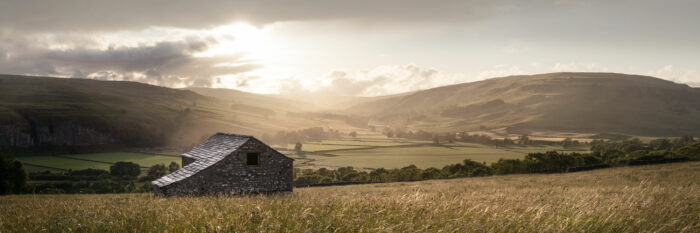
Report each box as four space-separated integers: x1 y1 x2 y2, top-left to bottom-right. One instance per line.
152 133 294 196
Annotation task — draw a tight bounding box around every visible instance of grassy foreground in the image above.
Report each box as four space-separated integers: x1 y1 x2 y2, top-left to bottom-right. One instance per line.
1 163 699 232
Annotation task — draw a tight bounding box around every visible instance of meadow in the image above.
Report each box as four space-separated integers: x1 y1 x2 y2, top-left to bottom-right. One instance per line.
1 162 697 232
17 152 180 172
16 133 586 173
286 134 588 169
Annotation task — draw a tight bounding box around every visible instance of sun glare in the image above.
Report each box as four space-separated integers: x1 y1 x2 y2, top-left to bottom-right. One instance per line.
196 22 268 58
196 22 298 92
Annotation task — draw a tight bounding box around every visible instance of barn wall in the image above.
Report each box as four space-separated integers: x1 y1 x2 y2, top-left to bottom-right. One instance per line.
158 139 293 196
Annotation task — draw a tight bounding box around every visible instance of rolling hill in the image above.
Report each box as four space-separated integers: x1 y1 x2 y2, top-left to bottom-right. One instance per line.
345 72 700 136
0 75 323 148
2 72 699 149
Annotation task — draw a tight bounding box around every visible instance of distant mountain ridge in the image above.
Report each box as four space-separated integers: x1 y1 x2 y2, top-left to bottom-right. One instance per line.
1 72 698 149
345 72 700 136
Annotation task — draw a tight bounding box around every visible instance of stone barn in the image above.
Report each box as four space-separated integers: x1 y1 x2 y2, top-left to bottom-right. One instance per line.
152 133 294 196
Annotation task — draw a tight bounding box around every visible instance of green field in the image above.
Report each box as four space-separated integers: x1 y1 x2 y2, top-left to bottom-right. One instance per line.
287 135 588 169
284 143 366 151
1 162 698 232
17 133 587 172
18 152 180 172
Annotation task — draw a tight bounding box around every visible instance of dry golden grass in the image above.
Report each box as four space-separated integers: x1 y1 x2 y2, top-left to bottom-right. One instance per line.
2 162 699 232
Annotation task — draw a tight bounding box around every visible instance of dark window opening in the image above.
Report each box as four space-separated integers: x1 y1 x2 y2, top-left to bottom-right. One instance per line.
246 152 259 166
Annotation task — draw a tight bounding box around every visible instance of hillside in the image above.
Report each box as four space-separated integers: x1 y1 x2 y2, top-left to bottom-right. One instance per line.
186 87 318 112
0 75 322 148
3 72 699 149
346 72 700 136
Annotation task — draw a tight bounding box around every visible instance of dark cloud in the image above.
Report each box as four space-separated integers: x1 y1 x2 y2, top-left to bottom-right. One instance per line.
46 38 208 72
0 0 501 32
0 32 259 87
3 0 698 35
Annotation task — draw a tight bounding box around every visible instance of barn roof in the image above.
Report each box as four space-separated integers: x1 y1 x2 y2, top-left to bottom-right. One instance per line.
151 133 251 187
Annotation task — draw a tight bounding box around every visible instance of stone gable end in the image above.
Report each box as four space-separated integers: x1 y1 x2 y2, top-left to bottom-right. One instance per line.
153 135 293 196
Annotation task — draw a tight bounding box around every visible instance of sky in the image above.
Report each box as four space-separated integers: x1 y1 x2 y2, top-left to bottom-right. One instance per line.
1 0 699 96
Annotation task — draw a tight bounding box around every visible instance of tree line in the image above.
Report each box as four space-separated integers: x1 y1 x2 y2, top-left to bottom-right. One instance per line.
294 137 699 186
380 127 583 147
0 152 181 195
3 136 698 194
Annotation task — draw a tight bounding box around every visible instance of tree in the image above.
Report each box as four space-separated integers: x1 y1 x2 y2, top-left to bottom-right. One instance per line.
518 134 530 145
420 167 445 179
0 152 27 195
649 138 672 151
432 134 440 144
294 142 303 155
146 164 168 181
398 165 421 181
444 133 456 143
369 168 389 182
503 137 515 145
442 159 492 177
384 128 395 138
676 142 700 160
672 135 696 150
349 131 358 138
168 162 180 173
110 162 141 180
561 137 574 148
491 159 527 175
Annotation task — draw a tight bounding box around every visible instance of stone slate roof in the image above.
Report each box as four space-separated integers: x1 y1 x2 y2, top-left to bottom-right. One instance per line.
151 133 251 188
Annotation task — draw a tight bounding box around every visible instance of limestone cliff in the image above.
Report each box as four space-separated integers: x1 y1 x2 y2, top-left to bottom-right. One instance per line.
0 117 115 147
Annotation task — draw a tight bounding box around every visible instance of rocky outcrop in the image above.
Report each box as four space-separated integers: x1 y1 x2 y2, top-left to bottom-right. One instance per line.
0 118 115 148
0 125 33 147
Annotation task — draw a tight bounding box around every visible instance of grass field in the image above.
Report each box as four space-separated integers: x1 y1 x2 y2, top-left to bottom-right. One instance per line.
17 152 180 172
286 135 589 169
1 162 698 232
16 134 587 172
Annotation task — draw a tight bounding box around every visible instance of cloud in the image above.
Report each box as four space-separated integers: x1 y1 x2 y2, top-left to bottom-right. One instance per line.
323 65 445 96
0 32 259 87
275 62 700 97
552 62 605 72
321 71 390 96
647 65 700 87
233 75 261 88
278 64 468 96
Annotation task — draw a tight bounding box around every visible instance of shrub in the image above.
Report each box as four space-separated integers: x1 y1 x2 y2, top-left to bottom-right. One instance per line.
110 162 141 180
0 152 27 195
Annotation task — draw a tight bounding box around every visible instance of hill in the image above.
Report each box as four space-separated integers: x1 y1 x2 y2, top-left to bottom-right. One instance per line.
185 87 318 112
1 162 698 232
3 72 699 149
0 75 322 148
346 72 700 136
